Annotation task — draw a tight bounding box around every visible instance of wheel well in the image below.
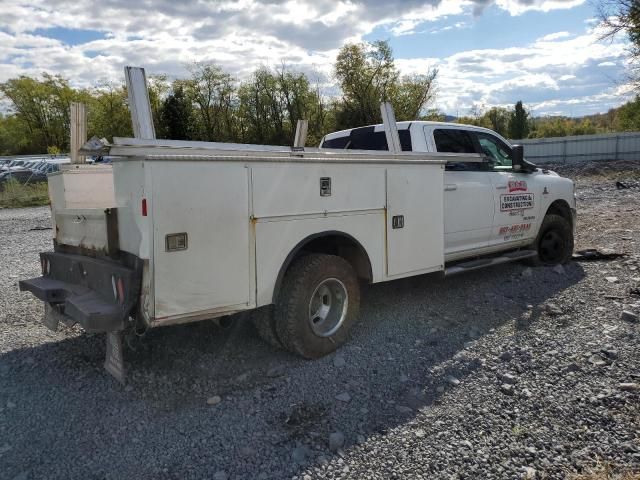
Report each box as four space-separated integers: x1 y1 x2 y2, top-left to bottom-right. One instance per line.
272 232 373 303
545 200 573 226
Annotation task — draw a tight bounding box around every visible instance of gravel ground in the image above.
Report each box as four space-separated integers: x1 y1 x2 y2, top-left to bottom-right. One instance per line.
1 163 639 480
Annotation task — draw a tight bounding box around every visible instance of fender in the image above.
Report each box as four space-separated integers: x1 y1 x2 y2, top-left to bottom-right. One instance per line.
271 230 373 303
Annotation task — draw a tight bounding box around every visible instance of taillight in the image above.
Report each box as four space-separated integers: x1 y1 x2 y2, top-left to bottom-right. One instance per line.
141 198 148 217
111 276 125 304
117 278 125 305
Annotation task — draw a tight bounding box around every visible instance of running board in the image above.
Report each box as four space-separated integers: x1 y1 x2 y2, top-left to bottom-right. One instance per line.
444 250 537 276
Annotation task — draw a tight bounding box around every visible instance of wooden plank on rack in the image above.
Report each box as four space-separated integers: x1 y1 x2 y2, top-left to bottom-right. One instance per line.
70 102 87 164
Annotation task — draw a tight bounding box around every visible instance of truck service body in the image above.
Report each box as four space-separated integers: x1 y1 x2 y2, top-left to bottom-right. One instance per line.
20 107 576 381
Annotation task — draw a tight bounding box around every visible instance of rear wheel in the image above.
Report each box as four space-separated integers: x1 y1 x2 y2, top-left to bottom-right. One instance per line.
530 214 573 265
275 254 360 359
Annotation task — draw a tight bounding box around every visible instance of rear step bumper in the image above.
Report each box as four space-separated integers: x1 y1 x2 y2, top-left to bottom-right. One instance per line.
19 252 141 333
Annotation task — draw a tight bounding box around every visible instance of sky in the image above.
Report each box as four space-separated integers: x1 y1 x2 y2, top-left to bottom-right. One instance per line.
0 0 634 117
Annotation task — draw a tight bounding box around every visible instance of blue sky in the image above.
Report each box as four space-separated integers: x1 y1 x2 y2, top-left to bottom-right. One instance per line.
0 0 633 117
367 3 594 58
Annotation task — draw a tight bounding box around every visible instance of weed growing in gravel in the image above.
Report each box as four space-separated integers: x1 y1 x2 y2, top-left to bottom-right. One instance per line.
0 180 49 208
569 460 640 480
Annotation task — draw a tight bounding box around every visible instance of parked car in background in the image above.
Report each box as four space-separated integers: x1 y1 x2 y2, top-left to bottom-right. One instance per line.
0 160 27 172
0 156 70 174
0 169 47 191
33 162 61 175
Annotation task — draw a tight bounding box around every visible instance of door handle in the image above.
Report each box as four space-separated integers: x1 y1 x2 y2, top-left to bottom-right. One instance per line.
495 185 507 190
444 184 457 191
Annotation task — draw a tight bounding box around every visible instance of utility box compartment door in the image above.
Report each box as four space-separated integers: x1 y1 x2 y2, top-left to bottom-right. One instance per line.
151 162 251 318
386 166 444 277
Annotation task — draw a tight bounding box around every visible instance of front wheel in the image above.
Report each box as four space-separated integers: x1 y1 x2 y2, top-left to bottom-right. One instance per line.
530 214 574 266
275 254 360 359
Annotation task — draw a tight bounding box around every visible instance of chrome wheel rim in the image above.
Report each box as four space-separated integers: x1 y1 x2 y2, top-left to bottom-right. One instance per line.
308 278 348 337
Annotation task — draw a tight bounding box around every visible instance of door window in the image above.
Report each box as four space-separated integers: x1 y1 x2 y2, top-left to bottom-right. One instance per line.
433 129 476 153
474 132 513 169
433 128 481 171
322 128 413 151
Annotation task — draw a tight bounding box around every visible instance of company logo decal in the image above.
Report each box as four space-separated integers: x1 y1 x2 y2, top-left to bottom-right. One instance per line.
508 180 528 192
500 193 534 211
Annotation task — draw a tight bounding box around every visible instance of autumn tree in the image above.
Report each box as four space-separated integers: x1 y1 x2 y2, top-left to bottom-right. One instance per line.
598 0 640 87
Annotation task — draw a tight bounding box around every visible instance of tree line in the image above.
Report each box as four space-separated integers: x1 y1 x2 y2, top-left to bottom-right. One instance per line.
452 97 640 140
3 18 640 156
0 41 437 155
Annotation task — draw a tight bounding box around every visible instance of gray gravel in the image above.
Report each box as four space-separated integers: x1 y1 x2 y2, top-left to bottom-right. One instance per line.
1 168 640 479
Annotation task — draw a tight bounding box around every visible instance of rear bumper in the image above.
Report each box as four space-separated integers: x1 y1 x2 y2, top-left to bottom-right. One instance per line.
19 252 141 333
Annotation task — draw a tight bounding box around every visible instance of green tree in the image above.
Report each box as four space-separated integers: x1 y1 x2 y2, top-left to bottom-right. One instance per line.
614 95 640 130
571 119 597 136
421 109 447 121
0 113 31 154
508 101 529 139
0 73 80 152
86 83 133 141
529 117 571 138
236 65 329 146
483 107 510 137
146 75 171 138
184 63 238 142
160 85 193 140
334 40 437 129
238 67 286 145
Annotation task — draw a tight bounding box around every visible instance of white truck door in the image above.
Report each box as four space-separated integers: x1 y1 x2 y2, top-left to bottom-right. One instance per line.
427 127 494 255
386 165 444 277
150 162 252 319
471 131 541 247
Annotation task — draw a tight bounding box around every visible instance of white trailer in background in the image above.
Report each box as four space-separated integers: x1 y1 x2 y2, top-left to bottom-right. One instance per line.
19 68 576 383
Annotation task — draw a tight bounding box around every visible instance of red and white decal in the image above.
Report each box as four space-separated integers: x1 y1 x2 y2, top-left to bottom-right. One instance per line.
508 180 527 192
499 223 531 235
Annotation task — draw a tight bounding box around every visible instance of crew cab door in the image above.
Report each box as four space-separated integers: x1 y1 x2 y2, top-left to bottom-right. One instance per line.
427 127 494 256
470 131 541 247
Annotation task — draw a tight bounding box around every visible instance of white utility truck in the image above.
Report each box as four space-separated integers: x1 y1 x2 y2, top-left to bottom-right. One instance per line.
19 86 575 382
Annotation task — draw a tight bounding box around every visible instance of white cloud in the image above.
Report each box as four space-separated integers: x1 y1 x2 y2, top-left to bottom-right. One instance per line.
538 31 572 42
396 24 631 116
493 0 586 15
0 0 631 117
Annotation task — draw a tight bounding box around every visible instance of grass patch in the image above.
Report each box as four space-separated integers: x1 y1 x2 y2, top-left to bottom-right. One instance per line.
0 180 49 208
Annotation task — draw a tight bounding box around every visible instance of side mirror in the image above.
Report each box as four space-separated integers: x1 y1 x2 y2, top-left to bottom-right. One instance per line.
512 145 524 172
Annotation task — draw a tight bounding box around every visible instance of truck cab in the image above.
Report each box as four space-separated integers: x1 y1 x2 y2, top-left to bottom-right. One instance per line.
320 121 576 263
